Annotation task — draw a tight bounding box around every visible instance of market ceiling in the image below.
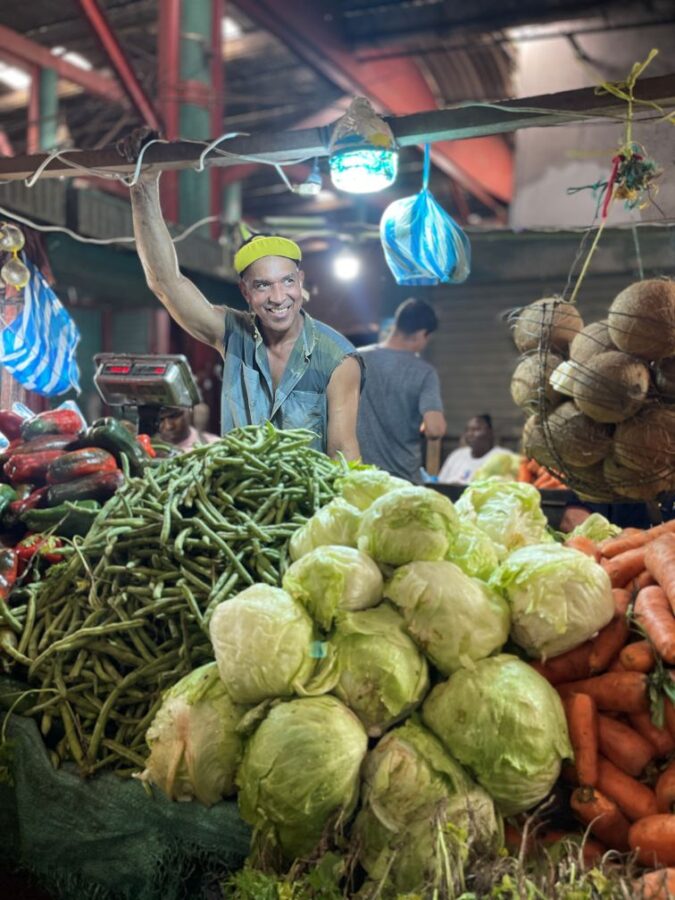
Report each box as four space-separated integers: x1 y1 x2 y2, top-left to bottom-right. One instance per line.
0 0 672 229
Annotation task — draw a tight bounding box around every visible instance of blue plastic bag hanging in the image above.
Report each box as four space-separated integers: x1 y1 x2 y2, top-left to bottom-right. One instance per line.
0 257 81 396
380 145 471 285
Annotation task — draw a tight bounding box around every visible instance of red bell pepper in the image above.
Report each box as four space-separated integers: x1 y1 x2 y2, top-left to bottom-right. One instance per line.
20 409 84 442
0 548 18 601
16 534 64 572
46 448 118 485
136 434 157 458
4 450 66 485
0 411 25 441
9 486 49 517
10 435 78 456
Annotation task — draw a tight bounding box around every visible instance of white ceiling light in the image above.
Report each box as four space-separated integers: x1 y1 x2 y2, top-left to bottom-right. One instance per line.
0 62 30 91
51 46 93 70
333 251 360 281
221 16 243 40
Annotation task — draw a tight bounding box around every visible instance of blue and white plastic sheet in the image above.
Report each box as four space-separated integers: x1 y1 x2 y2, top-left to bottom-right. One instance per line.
0 257 80 396
380 145 471 286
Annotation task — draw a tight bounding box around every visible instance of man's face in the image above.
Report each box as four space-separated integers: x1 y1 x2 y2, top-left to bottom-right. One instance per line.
464 417 493 455
240 256 304 335
159 408 191 444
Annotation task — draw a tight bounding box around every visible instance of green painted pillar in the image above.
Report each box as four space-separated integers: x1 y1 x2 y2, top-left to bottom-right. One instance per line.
179 0 211 228
39 68 58 151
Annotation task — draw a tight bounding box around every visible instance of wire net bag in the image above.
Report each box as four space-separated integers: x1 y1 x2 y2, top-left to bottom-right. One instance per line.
509 286 675 504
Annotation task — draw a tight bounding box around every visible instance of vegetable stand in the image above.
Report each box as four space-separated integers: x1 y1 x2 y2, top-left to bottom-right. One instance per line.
2 426 675 899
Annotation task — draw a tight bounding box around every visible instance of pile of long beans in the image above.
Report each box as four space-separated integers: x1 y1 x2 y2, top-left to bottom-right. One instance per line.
2 424 341 775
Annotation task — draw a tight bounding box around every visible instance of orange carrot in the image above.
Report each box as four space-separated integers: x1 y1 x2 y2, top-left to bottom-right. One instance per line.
534 472 557 489
630 569 656 592
597 715 654 776
527 458 541 476
588 615 630 675
530 641 592 685
612 587 632 617
601 521 675 558
656 761 675 814
620 639 656 673
629 712 675 759
597 756 659 821
557 671 649 714
518 459 534 484
666 698 675 743
645 534 675 612
629 815 675 866
570 786 630 851
607 657 626 672
565 693 599 787
565 535 601 562
604 546 647 588
634 585 675 665
634 868 675 900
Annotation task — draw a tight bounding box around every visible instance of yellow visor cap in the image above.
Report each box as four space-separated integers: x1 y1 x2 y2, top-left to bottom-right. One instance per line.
234 235 302 275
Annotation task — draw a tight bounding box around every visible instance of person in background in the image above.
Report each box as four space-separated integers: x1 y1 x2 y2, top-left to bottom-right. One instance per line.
438 414 510 485
357 298 446 483
158 405 219 452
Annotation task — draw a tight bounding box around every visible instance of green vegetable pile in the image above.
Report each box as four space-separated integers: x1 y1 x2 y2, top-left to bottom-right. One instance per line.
1 424 340 774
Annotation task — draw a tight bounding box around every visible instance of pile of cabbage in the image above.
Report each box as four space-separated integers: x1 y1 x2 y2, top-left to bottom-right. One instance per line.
138 471 618 896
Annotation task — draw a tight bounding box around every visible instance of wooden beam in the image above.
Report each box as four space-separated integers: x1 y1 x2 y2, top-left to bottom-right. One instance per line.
0 73 673 181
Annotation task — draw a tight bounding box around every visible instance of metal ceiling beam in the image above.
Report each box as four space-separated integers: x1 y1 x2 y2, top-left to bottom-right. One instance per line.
0 24 126 105
0 73 673 181
75 0 161 129
231 0 512 205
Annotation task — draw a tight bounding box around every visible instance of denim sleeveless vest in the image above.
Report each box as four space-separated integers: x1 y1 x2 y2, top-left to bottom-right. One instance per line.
220 308 360 452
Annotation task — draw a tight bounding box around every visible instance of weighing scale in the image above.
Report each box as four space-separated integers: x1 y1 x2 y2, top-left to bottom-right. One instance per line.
93 353 201 435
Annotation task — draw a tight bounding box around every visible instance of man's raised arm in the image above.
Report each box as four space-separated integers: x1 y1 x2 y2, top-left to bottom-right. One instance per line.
130 174 226 350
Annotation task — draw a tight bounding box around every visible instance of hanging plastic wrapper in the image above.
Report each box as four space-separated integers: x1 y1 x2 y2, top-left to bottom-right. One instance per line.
0 257 81 396
380 145 471 285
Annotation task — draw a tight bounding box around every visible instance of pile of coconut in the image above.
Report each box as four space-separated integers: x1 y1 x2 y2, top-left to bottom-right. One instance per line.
510 279 675 501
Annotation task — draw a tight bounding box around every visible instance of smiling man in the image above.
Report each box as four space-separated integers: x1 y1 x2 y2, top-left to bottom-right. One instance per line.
130 175 362 459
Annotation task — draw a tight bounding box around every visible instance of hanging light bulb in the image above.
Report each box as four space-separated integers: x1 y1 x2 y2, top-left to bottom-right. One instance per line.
0 223 25 253
295 158 322 197
333 250 361 281
329 97 398 194
1 255 29 289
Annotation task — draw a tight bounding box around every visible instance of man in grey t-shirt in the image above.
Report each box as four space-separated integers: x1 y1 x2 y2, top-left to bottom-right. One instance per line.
357 298 446 483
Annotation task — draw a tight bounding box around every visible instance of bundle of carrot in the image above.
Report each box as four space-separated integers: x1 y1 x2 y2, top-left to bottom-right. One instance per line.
527 518 675 887
517 457 567 490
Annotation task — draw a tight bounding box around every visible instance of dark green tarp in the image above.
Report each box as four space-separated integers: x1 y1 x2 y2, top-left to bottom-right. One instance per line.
1 715 250 900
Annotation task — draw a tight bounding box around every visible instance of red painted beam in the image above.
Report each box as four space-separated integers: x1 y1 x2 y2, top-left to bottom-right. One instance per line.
75 0 161 130
27 66 40 154
210 0 226 237
232 0 512 205
157 0 180 222
0 130 13 157
0 24 126 105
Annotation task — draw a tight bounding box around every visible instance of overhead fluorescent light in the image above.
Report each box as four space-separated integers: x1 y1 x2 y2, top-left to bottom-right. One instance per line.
0 62 30 91
221 16 243 40
51 46 93 71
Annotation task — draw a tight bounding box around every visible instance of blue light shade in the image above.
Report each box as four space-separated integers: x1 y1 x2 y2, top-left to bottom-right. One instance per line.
329 148 398 194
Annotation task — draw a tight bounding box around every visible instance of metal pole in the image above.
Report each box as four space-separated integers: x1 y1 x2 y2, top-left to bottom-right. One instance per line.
76 0 162 131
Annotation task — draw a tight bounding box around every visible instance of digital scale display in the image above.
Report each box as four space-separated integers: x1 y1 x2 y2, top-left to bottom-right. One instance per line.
93 353 201 409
